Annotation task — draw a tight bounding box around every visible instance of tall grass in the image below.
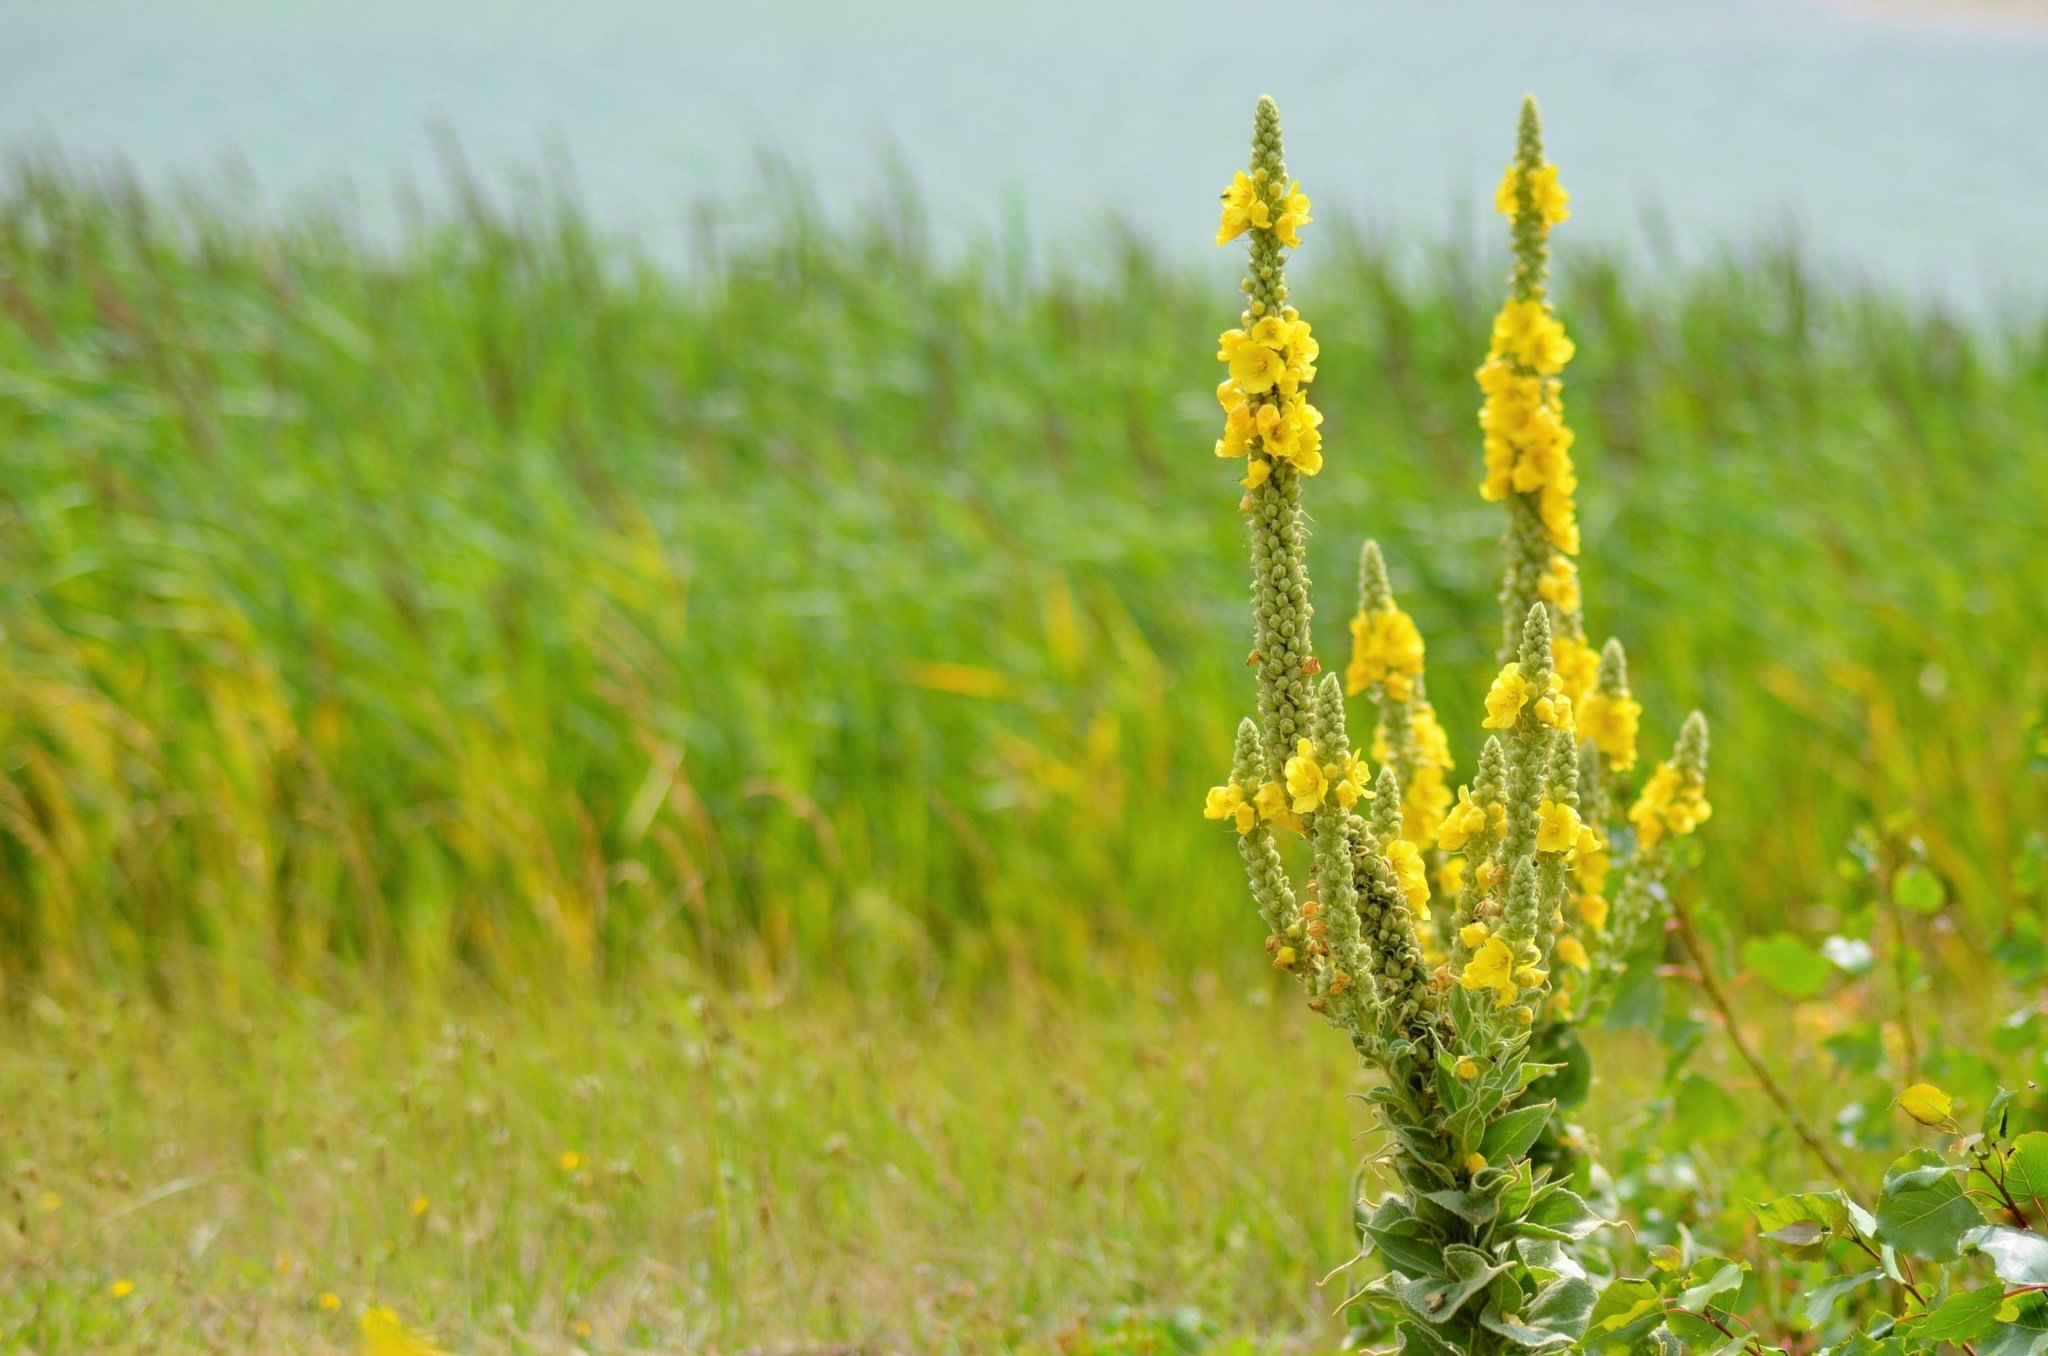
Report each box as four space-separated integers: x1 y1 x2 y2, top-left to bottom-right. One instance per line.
1 163 2043 995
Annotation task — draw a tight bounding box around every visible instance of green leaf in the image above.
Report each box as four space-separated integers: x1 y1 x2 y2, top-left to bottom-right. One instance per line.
1742 933 1833 998
2004 1132 2048 1211
1513 1186 1607 1242
1894 863 1946 913
1421 1188 1498 1228
1876 1150 1984 1260
1749 1191 1868 1259
1524 1031 1593 1111
1481 1102 1558 1163
1586 1278 1664 1350
1963 1225 2048 1285
1676 1259 1745 1313
1802 1269 1884 1329
1912 1283 2008 1344
1980 1291 2048 1356
1524 1275 1598 1339
1397 1245 1511 1324
1365 1218 1452 1281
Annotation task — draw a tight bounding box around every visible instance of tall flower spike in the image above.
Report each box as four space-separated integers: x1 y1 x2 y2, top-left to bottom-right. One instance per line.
1309 676 1375 1031
1228 718 1302 970
1479 97 1582 663
1349 541 1452 847
1219 97 1325 776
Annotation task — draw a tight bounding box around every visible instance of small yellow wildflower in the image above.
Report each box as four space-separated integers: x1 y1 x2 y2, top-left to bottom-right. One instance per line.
1537 555 1580 614
1228 337 1287 395
558 1150 583 1173
1464 1152 1488 1176
1216 172 1272 245
109 1278 135 1299
1459 937 1519 1003
1437 855 1466 897
1385 839 1431 918
1203 782 1258 834
1554 936 1590 969
1455 1058 1480 1080
1535 797 1584 854
361 1304 446 1356
321 1292 343 1312
1458 922 1491 950
1272 945 1298 969
1495 160 1571 229
1475 859 1504 893
1437 785 1490 853
1481 662 1530 729
1552 633 1599 706
409 1195 429 1219
1490 299 1576 376
1344 605 1425 698
1272 180 1313 248
36 1191 61 1213
1580 690 1642 770
1578 891 1610 932
1630 762 1712 848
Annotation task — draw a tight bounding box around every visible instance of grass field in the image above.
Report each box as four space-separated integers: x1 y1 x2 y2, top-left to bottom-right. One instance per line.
2 164 2046 1351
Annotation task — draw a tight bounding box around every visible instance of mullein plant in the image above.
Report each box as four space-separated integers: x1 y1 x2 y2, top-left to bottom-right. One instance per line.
1203 97 1713 1352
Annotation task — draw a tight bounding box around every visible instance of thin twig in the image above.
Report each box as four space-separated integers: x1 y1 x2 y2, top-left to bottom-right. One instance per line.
1668 893 1857 1189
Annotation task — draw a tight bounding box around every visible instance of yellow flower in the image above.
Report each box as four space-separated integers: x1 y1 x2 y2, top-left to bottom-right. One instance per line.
1216 171 1272 245
1553 634 1599 706
1458 936 1519 1003
1489 299 1576 375
361 1304 446 1356
1897 1083 1955 1127
409 1196 429 1218
1404 761 1451 845
1464 1152 1487 1176
1577 892 1610 932
1437 855 1466 897
1630 762 1712 848
36 1191 61 1213
1344 605 1426 697
1228 339 1287 396
1537 556 1580 614
1495 160 1571 229
1249 315 1291 349
1283 739 1332 814
1535 797 1584 854
109 1278 135 1299
321 1293 343 1312
1458 922 1491 949
1240 456 1272 489
1474 859 1503 893
1272 944 1298 968
1580 690 1641 770
1554 936 1590 969
1272 180 1313 247
1332 753 1372 810
1455 1058 1480 1080
1436 785 1490 853
1481 662 1530 729
558 1150 583 1173
1204 782 1258 834
1385 839 1431 918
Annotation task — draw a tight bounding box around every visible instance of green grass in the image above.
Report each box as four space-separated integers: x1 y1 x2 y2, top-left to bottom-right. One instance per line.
15 956 2009 1354
1 166 2045 991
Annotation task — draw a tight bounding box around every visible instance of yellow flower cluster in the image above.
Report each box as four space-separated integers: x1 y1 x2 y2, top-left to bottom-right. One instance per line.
1385 838 1432 919
1578 688 1641 770
1495 160 1571 231
1435 785 1493 853
1534 796 1599 857
1479 661 1571 731
1552 632 1599 707
1283 737 1369 814
1575 841 1610 932
1476 339 1580 555
1628 761 1713 849
1216 316 1323 485
1202 781 1259 834
1345 604 1424 700
1536 555 1580 614
1402 702 1454 844
1218 172 1312 248
1456 921 1545 1008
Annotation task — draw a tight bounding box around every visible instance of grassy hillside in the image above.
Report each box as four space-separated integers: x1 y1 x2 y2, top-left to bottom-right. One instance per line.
1 165 2044 994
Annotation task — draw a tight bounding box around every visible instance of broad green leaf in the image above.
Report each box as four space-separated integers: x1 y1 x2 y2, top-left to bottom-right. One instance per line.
1912 1283 2008 1344
1802 1269 1884 1329
1586 1277 1664 1350
1421 1188 1498 1228
1365 1219 1452 1281
1876 1150 1984 1260
1397 1245 1510 1324
1676 1259 1745 1313
1513 1186 1607 1243
2003 1132 2048 1211
1979 1291 2048 1356
1742 933 1833 998
1481 1103 1557 1162
1524 1275 1598 1339
1963 1225 2048 1285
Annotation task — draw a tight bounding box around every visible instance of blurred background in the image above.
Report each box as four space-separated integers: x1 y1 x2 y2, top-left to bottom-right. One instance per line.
1 3 2045 1350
